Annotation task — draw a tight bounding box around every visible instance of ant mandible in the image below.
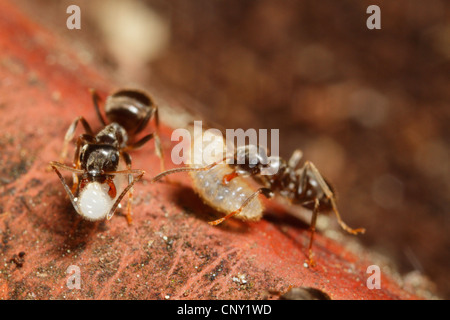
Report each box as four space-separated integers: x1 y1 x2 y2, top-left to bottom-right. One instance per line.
50 89 164 223
151 140 365 265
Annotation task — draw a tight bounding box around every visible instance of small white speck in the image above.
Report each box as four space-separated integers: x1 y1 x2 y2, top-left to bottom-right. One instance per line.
303 262 309 268
165 295 170 299
118 203 122 209
74 197 78 202
233 274 248 284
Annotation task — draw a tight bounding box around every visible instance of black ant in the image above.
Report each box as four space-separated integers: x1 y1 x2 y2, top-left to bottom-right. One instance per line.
151 134 365 265
50 89 164 223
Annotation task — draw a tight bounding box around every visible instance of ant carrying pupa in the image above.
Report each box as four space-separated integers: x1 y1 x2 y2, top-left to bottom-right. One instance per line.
151 129 365 264
50 89 164 223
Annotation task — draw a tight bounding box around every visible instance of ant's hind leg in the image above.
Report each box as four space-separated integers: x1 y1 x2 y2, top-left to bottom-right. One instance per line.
304 161 365 235
208 188 274 226
124 133 155 153
123 105 165 173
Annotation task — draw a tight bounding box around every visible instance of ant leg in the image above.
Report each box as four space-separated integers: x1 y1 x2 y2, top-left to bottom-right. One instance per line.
89 89 107 126
125 133 154 151
71 134 95 194
307 198 320 267
304 161 365 235
123 105 165 172
222 170 239 185
121 151 134 224
103 168 146 220
49 161 85 174
288 149 304 169
150 160 224 183
59 116 94 164
208 188 274 226
152 105 165 172
49 161 85 215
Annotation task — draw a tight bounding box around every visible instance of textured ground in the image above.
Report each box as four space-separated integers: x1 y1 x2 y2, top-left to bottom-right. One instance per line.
0 1 434 299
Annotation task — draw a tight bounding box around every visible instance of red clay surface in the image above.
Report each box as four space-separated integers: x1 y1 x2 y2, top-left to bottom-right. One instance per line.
0 1 422 299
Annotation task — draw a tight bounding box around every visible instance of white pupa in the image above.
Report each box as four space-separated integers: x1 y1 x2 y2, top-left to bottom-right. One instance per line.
76 182 115 220
73 172 125 221
187 129 264 221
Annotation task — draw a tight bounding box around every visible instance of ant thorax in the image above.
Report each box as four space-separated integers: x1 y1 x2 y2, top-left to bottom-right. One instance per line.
95 123 128 148
187 130 264 221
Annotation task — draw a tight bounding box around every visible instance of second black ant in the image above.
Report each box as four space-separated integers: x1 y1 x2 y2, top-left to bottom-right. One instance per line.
151 133 365 265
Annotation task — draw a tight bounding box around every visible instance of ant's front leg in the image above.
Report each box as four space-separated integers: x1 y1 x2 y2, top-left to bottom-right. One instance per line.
120 151 134 225
70 134 95 195
49 161 85 215
104 168 146 221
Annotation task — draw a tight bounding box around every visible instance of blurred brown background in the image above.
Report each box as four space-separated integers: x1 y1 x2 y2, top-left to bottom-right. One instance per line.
15 0 449 298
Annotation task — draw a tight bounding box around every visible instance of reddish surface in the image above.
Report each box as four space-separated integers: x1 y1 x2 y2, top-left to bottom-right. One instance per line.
0 1 421 299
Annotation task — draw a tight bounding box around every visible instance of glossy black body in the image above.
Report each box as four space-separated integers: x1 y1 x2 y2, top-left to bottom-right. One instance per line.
105 90 154 136
229 145 333 211
80 90 155 184
50 89 160 222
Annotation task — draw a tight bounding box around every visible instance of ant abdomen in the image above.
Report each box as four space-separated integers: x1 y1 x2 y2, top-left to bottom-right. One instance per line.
104 89 155 137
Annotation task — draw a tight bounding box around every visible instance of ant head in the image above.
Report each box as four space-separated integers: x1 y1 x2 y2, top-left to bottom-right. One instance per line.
80 144 120 178
230 145 271 176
